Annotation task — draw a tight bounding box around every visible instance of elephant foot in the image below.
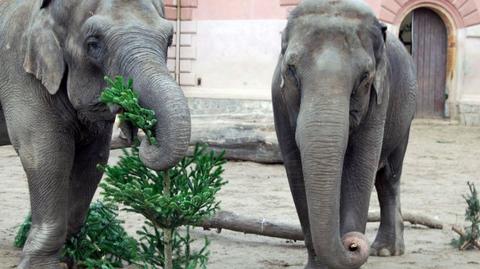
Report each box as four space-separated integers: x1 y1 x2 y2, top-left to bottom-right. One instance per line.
370 237 405 257
305 264 328 269
17 256 66 269
60 256 75 269
371 208 405 257
304 255 328 269
304 261 358 269
305 262 328 269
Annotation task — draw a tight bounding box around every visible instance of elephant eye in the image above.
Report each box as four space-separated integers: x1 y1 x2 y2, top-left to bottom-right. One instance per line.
360 72 370 83
360 72 373 89
86 36 104 62
88 40 99 50
286 64 301 89
353 72 372 96
287 64 296 77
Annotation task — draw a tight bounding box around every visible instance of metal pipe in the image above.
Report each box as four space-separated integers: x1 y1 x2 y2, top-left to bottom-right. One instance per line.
175 0 181 83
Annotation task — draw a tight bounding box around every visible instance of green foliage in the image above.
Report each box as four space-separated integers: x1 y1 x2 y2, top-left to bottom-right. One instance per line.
100 144 227 229
452 182 480 250
464 182 480 227
63 201 139 269
14 202 138 269
100 143 226 268
14 215 31 248
101 76 157 145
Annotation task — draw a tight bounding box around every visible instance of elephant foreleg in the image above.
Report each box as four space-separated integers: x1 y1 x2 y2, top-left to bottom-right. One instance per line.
17 133 75 269
370 134 409 257
340 128 385 238
67 131 112 236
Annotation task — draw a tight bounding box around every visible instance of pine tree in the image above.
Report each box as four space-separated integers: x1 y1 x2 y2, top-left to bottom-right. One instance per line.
452 182 480 250
100 76 227 268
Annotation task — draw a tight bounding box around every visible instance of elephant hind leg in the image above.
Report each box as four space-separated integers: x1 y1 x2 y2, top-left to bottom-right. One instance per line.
67 131 112 236
370 134 410 257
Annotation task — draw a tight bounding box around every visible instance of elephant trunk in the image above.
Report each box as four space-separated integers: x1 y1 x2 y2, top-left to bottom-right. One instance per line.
116 49 191 171
296 95 369 269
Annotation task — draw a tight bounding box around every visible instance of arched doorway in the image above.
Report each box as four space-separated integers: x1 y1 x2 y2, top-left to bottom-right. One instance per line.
399 8 448 118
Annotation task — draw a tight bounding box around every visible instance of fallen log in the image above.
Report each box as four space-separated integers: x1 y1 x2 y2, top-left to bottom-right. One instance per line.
200 211 303 241
368 211 444 229
452 225 480 250
111 134 282 163
198 211 444 241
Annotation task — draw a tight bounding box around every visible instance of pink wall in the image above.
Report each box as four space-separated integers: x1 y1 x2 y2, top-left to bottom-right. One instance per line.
193 0 288 20
181 0 480 27
364 0 382 15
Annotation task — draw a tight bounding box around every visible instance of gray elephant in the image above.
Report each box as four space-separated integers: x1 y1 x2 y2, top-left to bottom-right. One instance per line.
272 1 416 268
0 0 191 268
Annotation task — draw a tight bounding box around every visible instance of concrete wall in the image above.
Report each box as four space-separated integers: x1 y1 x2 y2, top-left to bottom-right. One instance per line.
458 24 480 125
165 0 291 100
184 20 284 100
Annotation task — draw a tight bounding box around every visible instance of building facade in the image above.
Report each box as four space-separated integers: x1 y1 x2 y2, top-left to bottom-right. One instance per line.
165 0 480 125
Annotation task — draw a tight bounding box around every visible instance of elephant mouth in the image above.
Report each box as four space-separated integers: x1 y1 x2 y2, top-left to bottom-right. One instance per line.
77 102 116 123
107 104 122 114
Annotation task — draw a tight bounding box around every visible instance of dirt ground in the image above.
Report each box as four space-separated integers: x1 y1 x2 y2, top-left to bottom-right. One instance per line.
1 121 480 269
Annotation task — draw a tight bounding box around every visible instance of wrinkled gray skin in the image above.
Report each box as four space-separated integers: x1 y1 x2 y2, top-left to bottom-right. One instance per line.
0 0 191 268
272 1 416 268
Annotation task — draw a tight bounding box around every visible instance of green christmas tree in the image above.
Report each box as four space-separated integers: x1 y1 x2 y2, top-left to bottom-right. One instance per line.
100 76 227 268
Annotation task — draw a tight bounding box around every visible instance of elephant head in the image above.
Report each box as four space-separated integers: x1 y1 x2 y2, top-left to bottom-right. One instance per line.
22 0 190 170
273 1 389 268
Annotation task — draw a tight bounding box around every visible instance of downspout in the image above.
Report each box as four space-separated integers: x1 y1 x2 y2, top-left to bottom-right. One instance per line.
175 0 181 84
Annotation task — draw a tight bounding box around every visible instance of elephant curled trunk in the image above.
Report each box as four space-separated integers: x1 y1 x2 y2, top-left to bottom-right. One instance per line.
296 96 369 269
118 53 191 171
137 72 191 171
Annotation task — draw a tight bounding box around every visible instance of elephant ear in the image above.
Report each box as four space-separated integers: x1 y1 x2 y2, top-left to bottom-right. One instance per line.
373 22 388 105
273 55 300 130
23 2 65 95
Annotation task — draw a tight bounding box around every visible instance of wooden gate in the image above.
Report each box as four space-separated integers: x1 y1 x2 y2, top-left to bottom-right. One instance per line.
412 8 447 118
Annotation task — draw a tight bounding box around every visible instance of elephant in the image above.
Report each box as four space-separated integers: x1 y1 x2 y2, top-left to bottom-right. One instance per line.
0 0 191 268
272 1 416 268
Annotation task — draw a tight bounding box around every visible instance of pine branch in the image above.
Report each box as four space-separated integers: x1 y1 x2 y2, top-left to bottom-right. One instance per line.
452 181 480 250
101 76 157 145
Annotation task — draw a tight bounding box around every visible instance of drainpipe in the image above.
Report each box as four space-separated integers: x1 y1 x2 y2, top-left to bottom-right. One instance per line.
175 0 181 84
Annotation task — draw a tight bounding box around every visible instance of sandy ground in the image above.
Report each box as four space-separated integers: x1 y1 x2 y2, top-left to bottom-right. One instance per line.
1 121 480 269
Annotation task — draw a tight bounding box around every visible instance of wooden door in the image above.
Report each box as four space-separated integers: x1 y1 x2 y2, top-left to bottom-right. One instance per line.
412 8 447 118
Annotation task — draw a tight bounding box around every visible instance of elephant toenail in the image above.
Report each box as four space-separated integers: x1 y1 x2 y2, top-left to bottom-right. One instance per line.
379 248 391 257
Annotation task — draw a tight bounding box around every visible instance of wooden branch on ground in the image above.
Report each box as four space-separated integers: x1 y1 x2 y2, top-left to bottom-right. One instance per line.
198 211 444 241
368 211 444 229
200 211 303 241
452 225 480 250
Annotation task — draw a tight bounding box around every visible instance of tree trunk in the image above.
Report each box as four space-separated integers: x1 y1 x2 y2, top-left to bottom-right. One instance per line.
163 171 173 269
